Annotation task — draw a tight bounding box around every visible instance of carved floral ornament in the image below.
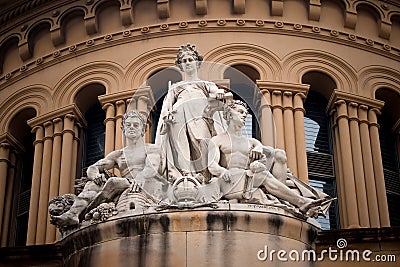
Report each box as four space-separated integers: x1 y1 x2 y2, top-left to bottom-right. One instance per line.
49 44 334 237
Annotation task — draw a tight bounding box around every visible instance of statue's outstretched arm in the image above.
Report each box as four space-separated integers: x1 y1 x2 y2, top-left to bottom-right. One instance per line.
86 150 120 184
207 82 225 100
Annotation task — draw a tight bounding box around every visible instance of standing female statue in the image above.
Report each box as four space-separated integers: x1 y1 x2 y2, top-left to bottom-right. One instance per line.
155 44 225 182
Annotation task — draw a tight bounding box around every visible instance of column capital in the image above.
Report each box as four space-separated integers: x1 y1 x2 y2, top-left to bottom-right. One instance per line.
327 90 384 114
348 102 359 121
271 90 283 109
282 91 293 110
358 105 369 124
102 102 115 110
31 125 43 134
260 93 271 108
334 100 349 121
116 100 126 107
272 90 282 96
0 142 10 150
0 132 25 153
52 118 63 138
126 98 136 109
293 93 306 112
283 91 293 97
52 117 63 124
64 113 75 121
256 81 309 95
28 104 86 128
368 108 381 128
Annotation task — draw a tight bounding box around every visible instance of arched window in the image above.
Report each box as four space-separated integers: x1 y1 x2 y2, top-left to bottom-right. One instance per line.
74 84 106 173
376 88 400 226
223 64 260 139
302 71 338 230
6 108 36 246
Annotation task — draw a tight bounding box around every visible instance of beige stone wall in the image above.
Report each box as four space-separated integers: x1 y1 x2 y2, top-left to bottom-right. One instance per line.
0 1 399 265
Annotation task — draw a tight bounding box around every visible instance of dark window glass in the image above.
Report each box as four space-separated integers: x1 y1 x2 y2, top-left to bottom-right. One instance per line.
304 90 338 230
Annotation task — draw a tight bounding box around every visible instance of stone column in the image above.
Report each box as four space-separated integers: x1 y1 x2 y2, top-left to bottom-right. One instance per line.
293 93 308 182
0 142 10 243
70 123 80 192
46 118 63 243
331 110 348 228
358 105 380 227
369 108 390 227
348 103 369 227
1 150 17 247
115 100 126 150
138 96 151 143
271 90 285 150
36 121 54 244
283 91 298 177
335 100 359 228
59 114 75 196
26 126 44 245
103 103 115 156
260 90 275 147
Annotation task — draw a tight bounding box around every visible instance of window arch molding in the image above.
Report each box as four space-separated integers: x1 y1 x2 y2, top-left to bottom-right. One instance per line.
282 49 357 93
205 43 281 81
53 61 124 107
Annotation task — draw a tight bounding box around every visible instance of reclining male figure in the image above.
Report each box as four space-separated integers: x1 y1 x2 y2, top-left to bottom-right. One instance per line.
52 110 160 227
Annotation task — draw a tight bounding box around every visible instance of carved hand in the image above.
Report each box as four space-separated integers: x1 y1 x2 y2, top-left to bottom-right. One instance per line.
220 169 232 183
90 173 106 186
130 180 141 193
250 147 263 160
216 91 225 100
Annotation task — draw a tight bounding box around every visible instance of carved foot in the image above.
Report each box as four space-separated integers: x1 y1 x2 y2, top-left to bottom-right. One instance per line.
299 198 323 215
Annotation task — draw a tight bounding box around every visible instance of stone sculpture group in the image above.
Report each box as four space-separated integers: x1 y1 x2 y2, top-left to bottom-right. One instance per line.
50 44 333 236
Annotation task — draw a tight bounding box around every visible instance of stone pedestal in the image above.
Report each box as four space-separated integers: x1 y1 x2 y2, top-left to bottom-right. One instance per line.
58 204 319 267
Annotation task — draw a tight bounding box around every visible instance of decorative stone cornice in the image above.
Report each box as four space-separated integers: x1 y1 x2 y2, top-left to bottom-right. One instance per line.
27 104 86 128
0 132 25 153
99 90 137 107
2 18 400 86
327 90 384 114
257 81 309 95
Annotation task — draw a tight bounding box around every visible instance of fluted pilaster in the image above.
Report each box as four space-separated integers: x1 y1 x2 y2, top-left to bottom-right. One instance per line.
45 118 63 243
26 126 44 245
59 114 75 196
1 150 17 247
348 102 369 227
259 90 275 147
334 100 360 228
327 90 389 229
115 100 126 150
330 109 348 228
0 142 10 244
293 93 308 182
103 103 116 156
283 91 297 177
271 90 285 150
369 108 390 227
359 105 380 227
36 121 54 244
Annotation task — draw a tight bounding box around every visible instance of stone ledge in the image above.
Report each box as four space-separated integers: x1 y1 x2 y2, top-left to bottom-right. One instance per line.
56 208 319 267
